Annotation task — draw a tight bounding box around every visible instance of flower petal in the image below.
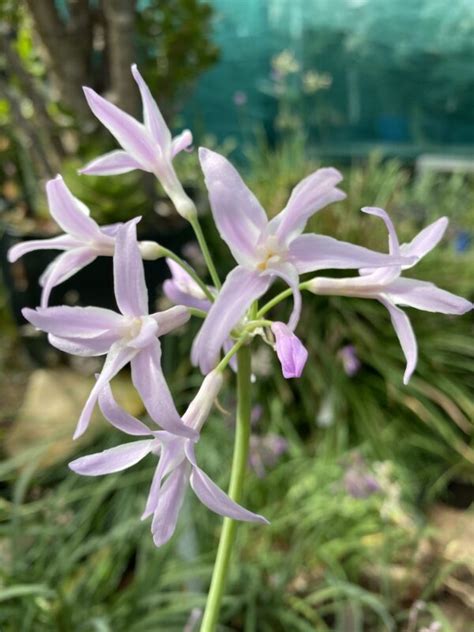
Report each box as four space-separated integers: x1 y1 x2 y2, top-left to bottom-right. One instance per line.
361 207 400 254
272 168 346 242
79 150 143 176
48 333 117 356
83 86 157 170
114 219 149 317
151 463 189 547
171 129 193 157
151 305 191 335
190 465 269 524
289 234 412 274
379 297 417 385
199 148 268 265
98 382 152 435
271 322 308 378
74 342 138 439
69 440 153 476
7 235 82 263
131 64 171 147
191 266 272 374
46 176 102 241
386 278 473 315
22 305 123 338
400 217 449 260
163 259 211 311
131 339 197 439
39 247 97 307
142 438 186 519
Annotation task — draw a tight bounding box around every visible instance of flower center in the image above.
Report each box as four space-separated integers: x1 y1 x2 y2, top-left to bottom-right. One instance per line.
256 236 286 272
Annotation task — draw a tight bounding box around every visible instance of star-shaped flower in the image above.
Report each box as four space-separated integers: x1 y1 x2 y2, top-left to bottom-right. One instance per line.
23 219 194 439
308 207 473 383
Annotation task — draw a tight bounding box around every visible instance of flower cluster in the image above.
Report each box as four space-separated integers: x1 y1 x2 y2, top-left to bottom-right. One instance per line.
10 65 472 548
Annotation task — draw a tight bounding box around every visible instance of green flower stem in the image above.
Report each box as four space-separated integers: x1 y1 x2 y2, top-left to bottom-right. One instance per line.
189 215 222 289
156 246 214 303
200 345 252 632
257 280 311 319
187 307 207 319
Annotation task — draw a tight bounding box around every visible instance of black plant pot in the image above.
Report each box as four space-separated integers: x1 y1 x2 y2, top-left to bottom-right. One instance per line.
0 219 194 364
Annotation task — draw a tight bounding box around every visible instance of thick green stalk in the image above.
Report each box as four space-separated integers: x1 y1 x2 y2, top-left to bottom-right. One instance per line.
189 215 222 289
200 345 252 632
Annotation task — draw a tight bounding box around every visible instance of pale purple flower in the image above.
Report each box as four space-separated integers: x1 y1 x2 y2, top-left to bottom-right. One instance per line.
69 373 268 547
80 65 195 219
271 321 308 378
308 208 473 383
343 466 380 499
191 149 415 373
338 344 361 376
233 91 247 106
7 175 117 307
22 219 194 440
249 433 288 478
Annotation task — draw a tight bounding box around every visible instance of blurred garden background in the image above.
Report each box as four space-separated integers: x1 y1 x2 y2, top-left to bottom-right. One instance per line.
0 1 473 630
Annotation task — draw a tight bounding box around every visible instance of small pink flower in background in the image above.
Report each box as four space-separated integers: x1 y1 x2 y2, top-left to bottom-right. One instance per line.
271 321 308 378
233 91 247 107
7 176 117 307
192 149 414 374
70 372 268 547
338 344 361 377
22 220 193 440
309 207 473 383
249 433 288 478
80 65 195 219
343 462 380 499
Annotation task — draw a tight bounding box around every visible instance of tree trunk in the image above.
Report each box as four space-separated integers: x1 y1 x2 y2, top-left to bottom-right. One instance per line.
25 0 93 122
102 0 139 115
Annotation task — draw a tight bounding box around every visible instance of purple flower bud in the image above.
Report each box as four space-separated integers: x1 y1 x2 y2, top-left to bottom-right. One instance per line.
271 322 308 378
339 344 361 376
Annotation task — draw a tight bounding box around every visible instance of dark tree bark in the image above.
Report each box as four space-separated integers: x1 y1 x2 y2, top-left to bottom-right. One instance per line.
102 0 139 115
24 0 93 120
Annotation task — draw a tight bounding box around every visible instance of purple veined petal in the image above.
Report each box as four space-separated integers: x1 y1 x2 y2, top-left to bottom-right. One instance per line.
83 87 157 171
386 278 473 315
199 148 268 265
46 176 102 241
100 223 122 238
131 338 197 439
131 64 171 147
48 332 118 356
22 304 123 339
400 217 449 261
69 439 153 476
288 234 414 275
190 465 269 524
39 247 98 307
142 437 186 519
114 219 149 317
361 207 400 255
74 342 138 439
191 266 272 374
271 168 346 243
79 150 143 176
271 321 308 378
7 235 83 263
98 382 152 435
150 305 191 335
378 297 418 385
163 279 211 311
266 261 301 330
151 463 190 547
171 129 193 157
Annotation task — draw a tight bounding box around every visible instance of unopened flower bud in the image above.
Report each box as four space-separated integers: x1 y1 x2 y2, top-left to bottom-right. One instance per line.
183 370 224 432
139 241 164 260
271 322 308 378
